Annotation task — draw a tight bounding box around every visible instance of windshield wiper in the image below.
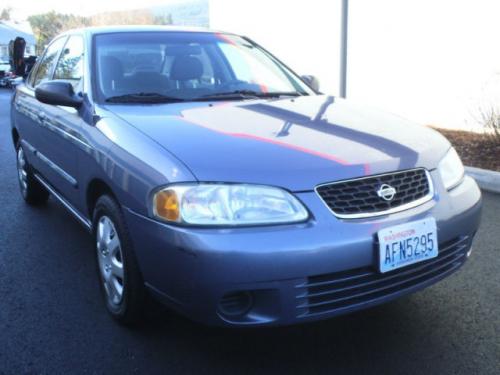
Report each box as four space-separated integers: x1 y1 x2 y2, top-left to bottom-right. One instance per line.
105 93 186 104
196 90 305 101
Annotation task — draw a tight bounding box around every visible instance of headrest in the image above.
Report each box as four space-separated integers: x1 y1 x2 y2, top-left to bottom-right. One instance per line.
170 55 203 81
100 56 124 79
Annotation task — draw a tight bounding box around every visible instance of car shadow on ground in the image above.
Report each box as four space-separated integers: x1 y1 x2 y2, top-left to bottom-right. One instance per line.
133 293 454 373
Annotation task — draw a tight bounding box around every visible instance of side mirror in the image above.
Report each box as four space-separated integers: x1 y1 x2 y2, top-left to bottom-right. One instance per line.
35 81 83 108
301 75 320 92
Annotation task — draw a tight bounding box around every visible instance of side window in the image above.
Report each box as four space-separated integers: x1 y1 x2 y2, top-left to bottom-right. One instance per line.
27 63 39 87
32 37 67 87
54 36 84 89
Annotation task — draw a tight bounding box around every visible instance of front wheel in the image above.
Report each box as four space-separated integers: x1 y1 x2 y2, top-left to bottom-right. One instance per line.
16 143 49 205
93 195 145 325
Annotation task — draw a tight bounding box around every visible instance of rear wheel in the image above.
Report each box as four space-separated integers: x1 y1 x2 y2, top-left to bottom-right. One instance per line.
16 143 49 205
93 195 145 325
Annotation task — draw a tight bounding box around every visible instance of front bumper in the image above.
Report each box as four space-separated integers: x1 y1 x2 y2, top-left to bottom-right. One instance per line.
124 173 482 326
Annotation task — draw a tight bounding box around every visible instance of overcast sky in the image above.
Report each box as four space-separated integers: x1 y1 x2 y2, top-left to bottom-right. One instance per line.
3 0 177 18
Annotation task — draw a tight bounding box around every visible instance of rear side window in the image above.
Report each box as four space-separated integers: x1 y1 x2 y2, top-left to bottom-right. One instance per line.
32 37 67 87
54 35 84 89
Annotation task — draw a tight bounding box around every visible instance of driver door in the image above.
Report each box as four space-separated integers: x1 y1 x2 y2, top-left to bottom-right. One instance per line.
35 35 85 205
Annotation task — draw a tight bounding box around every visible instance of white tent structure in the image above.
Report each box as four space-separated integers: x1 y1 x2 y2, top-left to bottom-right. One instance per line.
0 21 36 60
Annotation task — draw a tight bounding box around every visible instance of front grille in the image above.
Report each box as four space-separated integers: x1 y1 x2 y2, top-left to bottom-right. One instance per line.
296 236 470 317
316 168 432 218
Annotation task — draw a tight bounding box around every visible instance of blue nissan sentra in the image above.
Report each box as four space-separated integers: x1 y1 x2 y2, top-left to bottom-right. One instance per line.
10 26 482 326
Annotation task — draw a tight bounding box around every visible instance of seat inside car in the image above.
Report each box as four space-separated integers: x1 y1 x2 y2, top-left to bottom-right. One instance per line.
100 53 208 98
169 55 203 89
127 71 171 94
100 56 125 94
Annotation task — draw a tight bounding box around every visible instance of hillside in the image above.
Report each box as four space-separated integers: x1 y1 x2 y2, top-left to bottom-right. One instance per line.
151 0 209 27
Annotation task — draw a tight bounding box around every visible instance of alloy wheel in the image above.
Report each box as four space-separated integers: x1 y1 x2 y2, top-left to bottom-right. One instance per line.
96 216 125 307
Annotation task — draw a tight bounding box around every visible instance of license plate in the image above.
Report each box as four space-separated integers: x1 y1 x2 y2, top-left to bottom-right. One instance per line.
377 218 438 273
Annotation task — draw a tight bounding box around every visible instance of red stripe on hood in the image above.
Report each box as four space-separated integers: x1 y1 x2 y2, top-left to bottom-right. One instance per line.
363 163 371 176
229 132 349 165
176 116 350 165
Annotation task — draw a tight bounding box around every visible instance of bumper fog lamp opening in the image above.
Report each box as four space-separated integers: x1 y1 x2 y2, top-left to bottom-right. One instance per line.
218 291 253 318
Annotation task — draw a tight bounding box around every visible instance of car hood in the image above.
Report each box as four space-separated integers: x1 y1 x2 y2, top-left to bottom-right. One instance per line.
103 95 450 191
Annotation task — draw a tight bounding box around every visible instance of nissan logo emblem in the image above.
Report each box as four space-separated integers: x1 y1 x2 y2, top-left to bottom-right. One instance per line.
377 184 397 201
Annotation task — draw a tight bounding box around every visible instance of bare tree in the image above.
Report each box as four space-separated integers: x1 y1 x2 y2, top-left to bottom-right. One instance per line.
90 9 163 26
28 8 175 54
478 106 500 141
28 11 89 54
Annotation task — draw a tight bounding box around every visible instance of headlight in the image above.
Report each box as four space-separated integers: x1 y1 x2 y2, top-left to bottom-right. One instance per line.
153 184 309 226
438 148 465 190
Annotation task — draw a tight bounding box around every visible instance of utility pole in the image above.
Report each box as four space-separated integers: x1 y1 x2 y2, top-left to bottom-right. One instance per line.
339 0 349 98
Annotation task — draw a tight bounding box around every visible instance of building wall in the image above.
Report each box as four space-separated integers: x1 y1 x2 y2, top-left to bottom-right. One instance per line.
209 0 342 95
347 0 500 130
210 0 500 130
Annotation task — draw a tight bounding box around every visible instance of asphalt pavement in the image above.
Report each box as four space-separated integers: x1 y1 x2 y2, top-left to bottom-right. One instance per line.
0 89 498 374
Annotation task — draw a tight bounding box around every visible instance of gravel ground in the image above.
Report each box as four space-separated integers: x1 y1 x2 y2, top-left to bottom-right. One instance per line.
0 89 499 374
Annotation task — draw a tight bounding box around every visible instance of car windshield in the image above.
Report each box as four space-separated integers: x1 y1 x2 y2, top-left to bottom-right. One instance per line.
94 32 314 103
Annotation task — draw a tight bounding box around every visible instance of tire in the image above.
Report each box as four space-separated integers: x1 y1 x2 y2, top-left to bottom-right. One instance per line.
16 142 49 205
93 195 145 325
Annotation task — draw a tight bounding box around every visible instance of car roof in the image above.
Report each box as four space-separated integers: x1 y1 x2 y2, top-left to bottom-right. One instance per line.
62 25 233 38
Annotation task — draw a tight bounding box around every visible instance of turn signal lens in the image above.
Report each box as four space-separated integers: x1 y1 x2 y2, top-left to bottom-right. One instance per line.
154 189 180 222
